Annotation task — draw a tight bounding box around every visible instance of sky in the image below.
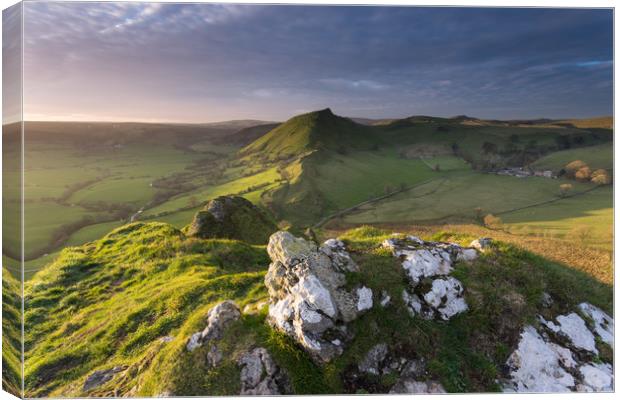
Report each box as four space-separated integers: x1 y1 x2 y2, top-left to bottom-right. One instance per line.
12 2 615 122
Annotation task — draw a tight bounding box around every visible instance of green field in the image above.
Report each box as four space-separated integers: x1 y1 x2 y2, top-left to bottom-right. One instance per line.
343 173 592 224
530 143 613 172
501 186 612 250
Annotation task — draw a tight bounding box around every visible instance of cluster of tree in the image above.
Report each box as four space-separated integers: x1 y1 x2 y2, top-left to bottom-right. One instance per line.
560 160 612 185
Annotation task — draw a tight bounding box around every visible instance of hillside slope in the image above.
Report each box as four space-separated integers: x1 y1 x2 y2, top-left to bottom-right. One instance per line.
22 217 613 396
240 108 382 161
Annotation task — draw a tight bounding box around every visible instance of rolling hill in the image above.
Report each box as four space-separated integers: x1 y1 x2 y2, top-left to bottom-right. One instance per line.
240 108 382 161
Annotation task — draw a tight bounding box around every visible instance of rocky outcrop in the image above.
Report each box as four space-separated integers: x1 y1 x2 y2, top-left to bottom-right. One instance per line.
238 348 291 395
348 343 445 394
265 232 373 363
383 235 477 321
83 366 127 391
503 302 614 392
186 301 241 368
184 196 276 244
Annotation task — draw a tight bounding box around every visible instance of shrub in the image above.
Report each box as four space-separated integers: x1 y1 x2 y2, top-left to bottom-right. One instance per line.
483 214 502 229
591 169 611 185
564 160 587 179
575 166 592 182
558 183 573 197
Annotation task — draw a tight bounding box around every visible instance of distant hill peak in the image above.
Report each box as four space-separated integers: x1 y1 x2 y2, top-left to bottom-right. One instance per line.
240 108 382 160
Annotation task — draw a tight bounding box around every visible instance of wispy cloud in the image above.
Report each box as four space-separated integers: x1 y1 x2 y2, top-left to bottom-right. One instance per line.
319 78 389 91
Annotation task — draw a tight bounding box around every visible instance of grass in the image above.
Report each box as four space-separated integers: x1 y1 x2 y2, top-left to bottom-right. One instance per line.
24 202 114 259
501 186 612 251
530 143 613 172
20 223 612 396
343 172 592 224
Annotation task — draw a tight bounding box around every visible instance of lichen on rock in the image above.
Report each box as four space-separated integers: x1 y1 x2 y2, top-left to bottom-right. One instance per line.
264 231 373 363
384 235 476 321
238 347 291 395
503 303 614 393
185 300 241 368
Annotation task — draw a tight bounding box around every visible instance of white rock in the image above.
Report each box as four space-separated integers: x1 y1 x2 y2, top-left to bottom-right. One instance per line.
579 363 613 392
380 290 391 307
402 290 422 316
505 326 575 392
469 237 493 251
294 274 337 318
186 332 202 352
389 380 446 394
400 249 453 285
578 302 614 349
356 286 373 311
541 313 598 354
423 277 468 320
457 248 478 262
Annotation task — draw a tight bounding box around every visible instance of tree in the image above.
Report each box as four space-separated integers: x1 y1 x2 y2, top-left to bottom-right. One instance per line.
564 160 588 179
482 141 498 154
483 214 503 230
575 166 592 182
451 143 460 155
559 183 573 197
591 169 611 185
555 135 571 150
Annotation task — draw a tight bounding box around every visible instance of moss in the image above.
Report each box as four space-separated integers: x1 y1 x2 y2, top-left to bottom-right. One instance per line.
184 196 277 244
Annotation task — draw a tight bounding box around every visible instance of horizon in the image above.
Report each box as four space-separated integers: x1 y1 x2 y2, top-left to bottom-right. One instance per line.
3 3 613 124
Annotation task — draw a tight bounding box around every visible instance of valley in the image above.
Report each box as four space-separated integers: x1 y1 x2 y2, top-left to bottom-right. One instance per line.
4 110 612 280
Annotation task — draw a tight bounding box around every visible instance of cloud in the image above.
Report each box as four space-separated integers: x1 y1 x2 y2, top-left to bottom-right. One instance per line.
319 78 389 91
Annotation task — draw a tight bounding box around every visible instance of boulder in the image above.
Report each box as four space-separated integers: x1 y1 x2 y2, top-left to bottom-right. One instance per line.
238 348 291 395
184 196 276 244
186 300 241 364
469 237 493 252
83 366 127 391
384 235 473 321
265 231 373 363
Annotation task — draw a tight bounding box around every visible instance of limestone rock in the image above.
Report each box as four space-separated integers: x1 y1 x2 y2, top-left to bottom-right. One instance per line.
578 363 613 392
186 301 240 356
504 326 575 392
184 196 276 244
238 348 291 395
578 302 614 348
385 235 472 321
358 343 389 375
265 232 372 363
83 366 127 391
539 313 598 355
389 380 446 394
469 237 493 252
504 304 615 393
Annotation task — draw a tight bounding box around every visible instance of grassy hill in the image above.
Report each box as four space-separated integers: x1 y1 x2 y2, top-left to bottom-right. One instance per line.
240 108 382 161
20 221 612 397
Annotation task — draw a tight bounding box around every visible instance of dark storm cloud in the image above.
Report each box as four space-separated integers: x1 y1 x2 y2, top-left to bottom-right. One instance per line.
23 3 612 122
